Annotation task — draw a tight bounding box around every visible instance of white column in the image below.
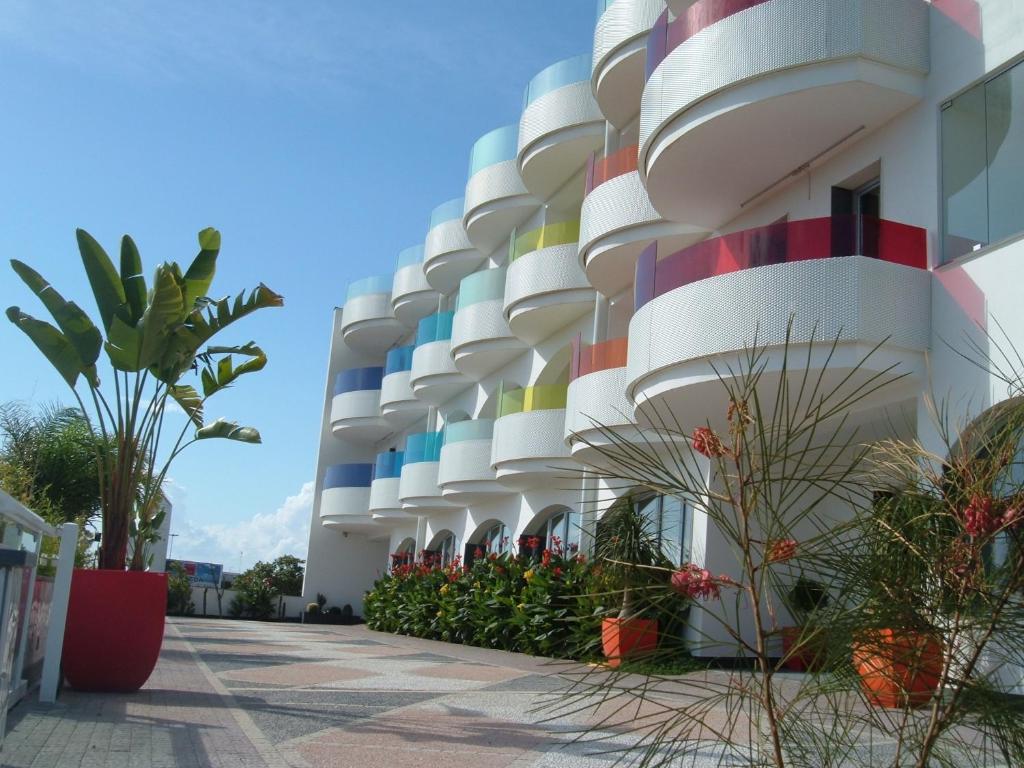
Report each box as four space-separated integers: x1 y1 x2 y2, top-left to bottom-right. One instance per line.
39 523 78 704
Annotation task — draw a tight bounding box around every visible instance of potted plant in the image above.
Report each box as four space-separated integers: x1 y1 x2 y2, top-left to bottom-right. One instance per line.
595 495 667 667
7 228 282 691
850 492 945 708
779 577 829 671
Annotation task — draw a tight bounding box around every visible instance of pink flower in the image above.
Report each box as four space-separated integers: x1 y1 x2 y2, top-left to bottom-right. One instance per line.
1002 507 1021 529
766 539 797 564
671 564 721 601
692 427 726 459
963 495 1000 538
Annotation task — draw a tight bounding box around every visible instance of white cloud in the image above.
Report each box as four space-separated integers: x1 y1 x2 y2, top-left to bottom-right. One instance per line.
164 479 312 572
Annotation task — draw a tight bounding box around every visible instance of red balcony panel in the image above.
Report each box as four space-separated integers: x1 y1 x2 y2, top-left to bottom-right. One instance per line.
571 335 630 381
634 216 928 310
585 145 640 196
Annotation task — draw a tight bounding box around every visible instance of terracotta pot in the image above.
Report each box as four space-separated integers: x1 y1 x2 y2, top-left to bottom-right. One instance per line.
781 626 826 672
62 569 168 692
851 628 942 708
601 617 658 668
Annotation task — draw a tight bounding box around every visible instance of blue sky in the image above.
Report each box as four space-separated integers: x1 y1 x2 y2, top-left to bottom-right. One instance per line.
0 1 596 570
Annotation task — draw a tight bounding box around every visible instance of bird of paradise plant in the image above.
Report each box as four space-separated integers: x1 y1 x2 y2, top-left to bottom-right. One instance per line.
7 227 283 570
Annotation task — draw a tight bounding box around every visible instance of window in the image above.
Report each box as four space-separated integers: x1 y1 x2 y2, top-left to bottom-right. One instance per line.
479 523 509 554
635 494 690 566
942 60 1024 263
425 532 457 567
543 509 581 553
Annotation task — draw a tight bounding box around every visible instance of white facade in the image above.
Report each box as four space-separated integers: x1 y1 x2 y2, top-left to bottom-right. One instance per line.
302 0 1024 665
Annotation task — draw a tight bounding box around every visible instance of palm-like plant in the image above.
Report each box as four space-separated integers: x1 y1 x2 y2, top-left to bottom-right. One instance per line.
6 227 282 570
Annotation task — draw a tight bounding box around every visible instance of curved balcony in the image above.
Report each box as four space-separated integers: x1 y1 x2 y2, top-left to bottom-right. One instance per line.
438 419 509 504
463 125 539 254
320 463 375 531
451 268 524 381
341 276 405 351
592 0 663 128
627 217 931 426
399 432 456 512
392 245 441 328
580 145 705 296
410 312 467 406
504 221 596 345
491 384 573 489
370 451 409 524
423 198 485 294
329 366 391 443
379 346 428 429
565 337 636 463
639 0 929 228
518 54 605 201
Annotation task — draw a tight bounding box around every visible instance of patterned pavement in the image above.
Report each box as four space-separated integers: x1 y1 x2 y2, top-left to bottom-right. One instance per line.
0 618 659 768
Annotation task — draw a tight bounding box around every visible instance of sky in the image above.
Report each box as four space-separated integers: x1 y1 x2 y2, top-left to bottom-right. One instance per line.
0 1 596 572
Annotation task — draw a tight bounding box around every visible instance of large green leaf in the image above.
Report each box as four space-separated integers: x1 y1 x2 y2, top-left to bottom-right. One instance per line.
9 260 101 383
104 315 143 371
6 307 84 387
120 235 147 325
182 228 220 310
138 264 186 369
195 418 261 444
167 384 203 428
76 229 128 332
154 283 283 383
199 342 267 398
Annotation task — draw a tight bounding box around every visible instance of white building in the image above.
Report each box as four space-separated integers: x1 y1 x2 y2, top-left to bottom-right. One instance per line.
301 0 1024 655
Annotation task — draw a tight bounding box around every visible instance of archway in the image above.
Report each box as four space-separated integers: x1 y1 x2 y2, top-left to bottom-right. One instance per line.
521 505 580 558
426 529 458 567
390 537 416 571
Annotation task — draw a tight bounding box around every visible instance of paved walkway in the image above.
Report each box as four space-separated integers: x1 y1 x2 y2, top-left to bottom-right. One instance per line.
0 618 650 768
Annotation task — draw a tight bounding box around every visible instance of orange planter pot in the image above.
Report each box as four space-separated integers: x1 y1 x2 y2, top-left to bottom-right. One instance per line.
601 617 658 668
852 628 942 708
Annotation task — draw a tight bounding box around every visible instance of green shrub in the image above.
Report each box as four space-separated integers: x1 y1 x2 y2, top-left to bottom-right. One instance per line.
166 562 195 616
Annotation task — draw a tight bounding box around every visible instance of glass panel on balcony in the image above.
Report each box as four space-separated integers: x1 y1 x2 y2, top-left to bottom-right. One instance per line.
385 345 415 375
415 312 455 346
405 432 445 464
510 220 581 261
428 198 465 231
443 419 495 444
334 366 384 395
456 268 507 311
634 217 928 309
346 275 392 302
468 125 519 179
645 1 771 80
374 451 405 479
523 54 592 109
585 145 639 196
570 337 628 380
324 463 374 489
396 245 425 269
497 384 568 418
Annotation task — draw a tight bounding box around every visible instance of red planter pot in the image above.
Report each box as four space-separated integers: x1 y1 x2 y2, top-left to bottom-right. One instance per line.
781 626 827 672
602 617 658 668
851 628 942 708
62 569 168 692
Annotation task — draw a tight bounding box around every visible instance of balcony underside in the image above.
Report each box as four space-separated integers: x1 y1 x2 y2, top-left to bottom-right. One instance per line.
438 440 510 504
410 340 468 406
340 295 406 351
399 462 458 513
451 300 525 381
330 391 391 443
504 244 596 345
593 27 649 129
463 160 538 254
380 371 429 429
319 487 377 533
392 264 440 328
491 410 575 490
424 220 484 295
518 82 604 201
626 257 931 431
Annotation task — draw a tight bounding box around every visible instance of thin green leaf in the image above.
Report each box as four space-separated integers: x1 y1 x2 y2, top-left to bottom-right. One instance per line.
76 228 128 332
195 418 261 444
119 235 147 325
5 307 83 387
200 342 267 399
138 264 186 369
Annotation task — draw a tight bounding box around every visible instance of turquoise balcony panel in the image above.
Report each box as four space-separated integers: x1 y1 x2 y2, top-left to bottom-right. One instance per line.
468 125 519 179
396 245 425 269
415 311 455 346
456 269 507 311
346 275 392 302
444 419 495 444
405 431 444 464
384 345 415 375
523 54 592 109
428 198 465 231
374 451 405 480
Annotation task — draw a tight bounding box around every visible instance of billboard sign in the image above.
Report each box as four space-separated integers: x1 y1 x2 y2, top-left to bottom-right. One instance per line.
168 559 223 589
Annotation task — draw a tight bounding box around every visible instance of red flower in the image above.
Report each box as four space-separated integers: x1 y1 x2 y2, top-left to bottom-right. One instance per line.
474 547 484 558
963 495 1000 538
671 564 721 601
541 549 552 568
1002 507 1021 529
766 539 797 564
692 426 726 458
527 536 541 551
488 552 498 561
550 535 563 556
553 567 563 577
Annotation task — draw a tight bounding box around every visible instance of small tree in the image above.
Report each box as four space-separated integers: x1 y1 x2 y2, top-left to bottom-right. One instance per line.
271 555 305 618
6 228 283 570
